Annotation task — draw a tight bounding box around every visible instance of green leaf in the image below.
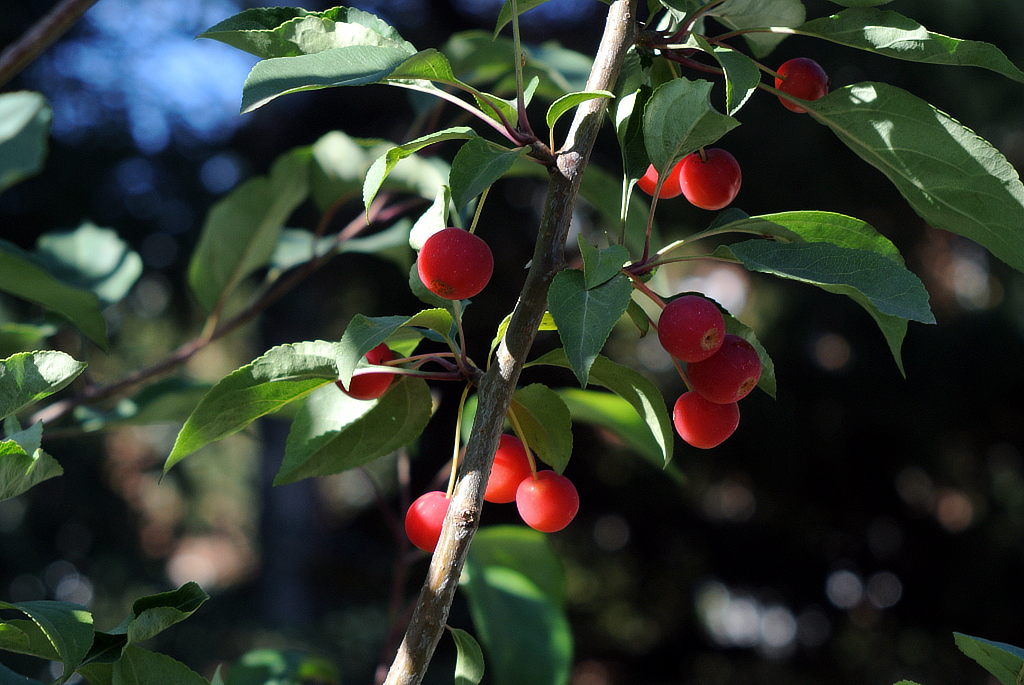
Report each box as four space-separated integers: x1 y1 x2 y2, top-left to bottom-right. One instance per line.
0 600 93 682
578 237 629 289
275 377 431 485
5 421 41 454
0 350 87 421
409 185 452 251
803 82 1024 273
467 525 566 605
795 9 1024 83
613 84 653 181
707 0 806 58
0 619 55 659
449 627 485 685
693 36 760 116
509 384 572 473
309 130 367 210
165 341 359 471
0 323 56 359
223 648 340 685
460 564 571 685
241 44 416 113
0 92 51 193
545 90 614 131
35 223 143 306
73 378 213 432
720 239 934 322
830 1 892 6
643 77 739 173
125 582 209 644
547 270 634 387
488 311 557 359
0 662 45 684
111 645 209 685
707 210 902 259
189 148 310 311
528 349 673 466
200 6 413 59
0 240 108 348
337 310 454 386
624 299 650 336
0 439 62 501
363 127 476 211
449 139 529 213
493 0 553 36
953 633 1024 685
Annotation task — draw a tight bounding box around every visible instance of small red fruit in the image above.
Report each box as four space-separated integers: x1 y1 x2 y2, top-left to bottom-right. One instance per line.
405 490 450 553
687 334 762 404
677 148 742 211
672 391 740 449
657 295 726 363
336 343 396 400
637 161 684 199
775 57 829 113
516 470 579 533
484 434 533 504
416 227 494 300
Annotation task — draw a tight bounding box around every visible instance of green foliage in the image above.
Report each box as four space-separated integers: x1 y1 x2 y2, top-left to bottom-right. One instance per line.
707 0 806 57
693 36 760 115
547 270 633 387
449 138 529 213
804 82 1024 273
643 77 739 173
35 223 143 307
0 431 62 502
462 527 571 685
0 350 86 421
545 90 615 132
0 600 93 682
953 633 1024 685
448 627 485 685
222 648 340 685
0 241 108 348
577 238 629 289
0 91 51 193
509 384 572 473
189 148 310 311
363 126 476 211
796 9 1024 82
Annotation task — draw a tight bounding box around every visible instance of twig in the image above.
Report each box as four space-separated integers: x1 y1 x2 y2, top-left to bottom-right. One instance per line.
0 0 100 88
381 1 638 683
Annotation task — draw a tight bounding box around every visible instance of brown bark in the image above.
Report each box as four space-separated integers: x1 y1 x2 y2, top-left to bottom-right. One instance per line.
382 1 639 682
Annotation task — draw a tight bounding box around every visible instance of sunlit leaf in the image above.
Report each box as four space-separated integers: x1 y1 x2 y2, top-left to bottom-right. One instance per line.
0 350 86 421
643 77 739 174
448 627 485 685
953 633 1024 685
0 92 51 193
509 384 572 473
363 127 476 211
707 0 806 58
35 223 142 306
0 600 93 682
0 439 62 502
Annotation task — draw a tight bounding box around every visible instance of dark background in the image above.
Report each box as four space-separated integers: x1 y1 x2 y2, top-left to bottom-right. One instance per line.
1 0 1023 683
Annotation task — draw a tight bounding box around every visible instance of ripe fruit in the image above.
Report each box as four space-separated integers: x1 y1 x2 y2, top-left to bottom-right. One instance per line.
657 295 726 363
405 490 450 553
672 391 740 449
775 57 829 113
516 470 579 533
416 227 494 300
336 343 396 400
637 161 684 199
687 334 762 404
677 148 742 211
484 434 533 504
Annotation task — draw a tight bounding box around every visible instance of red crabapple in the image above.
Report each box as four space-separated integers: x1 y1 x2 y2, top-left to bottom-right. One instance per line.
677 148 742 211
336 342 396 400
637 161 684 199
775 58 829 113
405 490 450 553
672 391 740 449
416 227 494 300
516 470 579 533
484 434 533 504
687 334 762 404
657 295 725 363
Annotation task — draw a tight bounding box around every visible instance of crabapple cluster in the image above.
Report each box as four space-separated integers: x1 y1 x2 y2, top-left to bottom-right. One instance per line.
657 296 762 449
404 435 580 552
637 148 742 211
336 342 396 400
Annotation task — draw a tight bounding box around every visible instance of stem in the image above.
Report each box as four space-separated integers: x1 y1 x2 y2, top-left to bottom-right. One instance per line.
445 386 473 498
505 406 538 476
0 0 100 88
387 81 520 145
382 2 637 682
467 187 489 235
668 0 726 44
661 51 725 78
451 299 470 376
625 271 667 309
509 0 538 142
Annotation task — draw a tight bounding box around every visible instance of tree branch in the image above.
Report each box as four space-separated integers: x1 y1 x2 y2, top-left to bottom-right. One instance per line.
0 0 100 88
381 1 639 682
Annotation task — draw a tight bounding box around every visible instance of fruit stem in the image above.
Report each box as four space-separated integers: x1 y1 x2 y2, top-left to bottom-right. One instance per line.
506 406 538 477
446 385 473 499
468 186 489 235
697 146 707 162
451 298 471 377
661 51 725 79
667 0 727 44
509 0 537 142
624 271 666 309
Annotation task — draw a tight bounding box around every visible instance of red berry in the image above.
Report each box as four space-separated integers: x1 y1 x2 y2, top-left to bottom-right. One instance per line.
677 148 742 211
516 470 579 533
335 343 396 400
672 391 740 449
637 161 684 199
416 227 494 300
657 295 725 363
484 434 533 504
687 334 762 404
405 490 450 552
775 58 829 113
